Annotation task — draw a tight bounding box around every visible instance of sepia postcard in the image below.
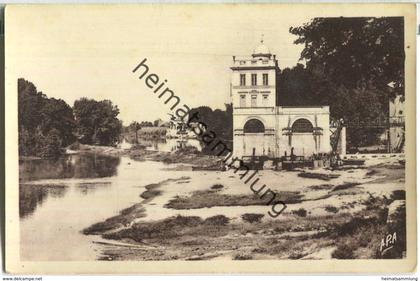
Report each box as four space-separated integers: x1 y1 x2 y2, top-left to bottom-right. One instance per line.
4 3 417 274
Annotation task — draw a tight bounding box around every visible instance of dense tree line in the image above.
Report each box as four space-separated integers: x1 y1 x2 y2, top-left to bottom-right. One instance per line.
18 78 122 158
279 17 404 148
18 78 76 158
73 98 122 145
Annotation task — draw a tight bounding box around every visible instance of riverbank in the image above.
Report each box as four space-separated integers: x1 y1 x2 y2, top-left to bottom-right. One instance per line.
68 143 223 169
83 156 406 260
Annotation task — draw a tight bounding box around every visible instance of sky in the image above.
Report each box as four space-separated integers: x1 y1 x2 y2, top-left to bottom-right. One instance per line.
7 5 317 124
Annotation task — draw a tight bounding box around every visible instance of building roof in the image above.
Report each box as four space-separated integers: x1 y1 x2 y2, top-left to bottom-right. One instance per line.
253 37 271 58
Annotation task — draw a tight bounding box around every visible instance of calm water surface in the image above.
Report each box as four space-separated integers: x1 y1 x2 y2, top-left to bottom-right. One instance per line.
139 138 202 152
19 154 178 261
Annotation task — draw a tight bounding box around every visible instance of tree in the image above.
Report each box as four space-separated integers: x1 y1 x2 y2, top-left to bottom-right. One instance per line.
289 17 404 147
18 78 45 132
129 121 141 144
73 98 122 146
290 17 404 98
40 129 63 158
140 121 153 127
40 97 76 146
18 78 76 157
277 64 317 106
189 103 233 155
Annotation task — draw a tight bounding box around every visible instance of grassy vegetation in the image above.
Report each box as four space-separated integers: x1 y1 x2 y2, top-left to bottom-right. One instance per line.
292 208 308 217
329 194 406 259
140 177 191 200
123 127 167 142
128 149 222 167
103 215 231 242
233 253 253 260
241 213 265 223
306 184 334 190
204 215 230 226
325 205 339 213
83 203 146 235
164 189 303 209
84 161 406 260
367 164 405 184
332 182 361 192
210 184 224 190
332 244 356 259
298 172 340 181
97 200 389 260
91 189 406 261
140 189 162 200
164 182 368 211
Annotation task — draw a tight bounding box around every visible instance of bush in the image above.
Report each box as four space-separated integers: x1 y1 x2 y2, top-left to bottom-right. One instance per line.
332 244 355 259
241 213 265 223
332 182 361 191
292 208 307 217
325 206 339 213
298 172 340 181
204 215 230 226
390 190 405 201
164 215 203 228
233 253 253 260
210 184 224 190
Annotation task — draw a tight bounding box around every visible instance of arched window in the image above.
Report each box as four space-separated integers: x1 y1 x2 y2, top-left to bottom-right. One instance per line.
244 119 265 133
292 118 313 133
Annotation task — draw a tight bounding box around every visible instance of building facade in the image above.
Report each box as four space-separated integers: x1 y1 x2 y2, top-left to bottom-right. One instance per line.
232 40 331 159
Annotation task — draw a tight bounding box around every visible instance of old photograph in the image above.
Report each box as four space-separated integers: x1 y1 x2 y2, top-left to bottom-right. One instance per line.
5 4 416 274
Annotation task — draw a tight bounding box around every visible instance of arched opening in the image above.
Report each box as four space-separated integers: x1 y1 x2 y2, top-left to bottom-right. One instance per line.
292 118 313 133
244 119 265 133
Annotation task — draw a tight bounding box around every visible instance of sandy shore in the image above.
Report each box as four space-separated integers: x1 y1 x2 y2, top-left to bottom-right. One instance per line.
82 153 406 260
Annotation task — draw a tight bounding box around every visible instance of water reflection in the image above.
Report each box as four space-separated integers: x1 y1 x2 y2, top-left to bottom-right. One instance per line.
19 156 178 261
137 138 203 152
19 184 68 218
76 182 112 196
19 154 120 218
19 154 120 182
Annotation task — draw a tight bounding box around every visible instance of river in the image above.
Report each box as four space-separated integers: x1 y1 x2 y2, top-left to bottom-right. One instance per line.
19 153 179 261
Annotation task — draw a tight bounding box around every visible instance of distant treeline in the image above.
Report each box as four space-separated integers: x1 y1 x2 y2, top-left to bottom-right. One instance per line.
124 126 167 143
18 78 122 158
124 104 233 152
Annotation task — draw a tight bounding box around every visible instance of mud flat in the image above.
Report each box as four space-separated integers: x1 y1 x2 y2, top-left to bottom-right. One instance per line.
84 157 406 260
